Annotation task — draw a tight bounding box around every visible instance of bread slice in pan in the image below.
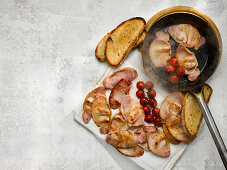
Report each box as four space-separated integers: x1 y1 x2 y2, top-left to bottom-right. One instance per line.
105 17 146 66
181 84 212 138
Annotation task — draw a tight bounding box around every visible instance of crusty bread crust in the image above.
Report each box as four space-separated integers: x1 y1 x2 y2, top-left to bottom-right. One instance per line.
95 33 110 61
105 17 146 67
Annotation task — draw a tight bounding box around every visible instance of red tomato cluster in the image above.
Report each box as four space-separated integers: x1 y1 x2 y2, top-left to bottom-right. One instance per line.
165 58 185 84
136 81 161 127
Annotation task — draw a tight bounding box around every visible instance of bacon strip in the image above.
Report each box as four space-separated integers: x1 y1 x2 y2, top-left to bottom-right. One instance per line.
103 68 138 90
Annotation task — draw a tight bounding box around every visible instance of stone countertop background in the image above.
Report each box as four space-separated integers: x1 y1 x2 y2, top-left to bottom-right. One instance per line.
0 0 226 169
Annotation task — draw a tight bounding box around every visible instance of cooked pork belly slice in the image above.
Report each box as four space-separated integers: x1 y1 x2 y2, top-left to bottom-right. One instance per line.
82 87 106 124
188 68 201 81
100 113 129 134
120 95 145 128
147 129 170 157
168 24 205 50
91 95 111 128
176 45 201 81
149 31 171 67
106 131 139 148
103 67 138 90
109 79 131 109
160 92 183 121
117 146 144 157
134 127 147 144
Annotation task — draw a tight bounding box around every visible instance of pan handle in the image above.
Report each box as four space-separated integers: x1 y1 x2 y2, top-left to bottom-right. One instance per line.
194 92 227 168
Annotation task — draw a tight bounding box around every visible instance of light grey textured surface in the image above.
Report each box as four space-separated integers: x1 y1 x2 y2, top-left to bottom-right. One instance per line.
0 0 226 170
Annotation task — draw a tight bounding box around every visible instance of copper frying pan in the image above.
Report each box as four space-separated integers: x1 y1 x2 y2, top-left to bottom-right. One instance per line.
141 6 226 167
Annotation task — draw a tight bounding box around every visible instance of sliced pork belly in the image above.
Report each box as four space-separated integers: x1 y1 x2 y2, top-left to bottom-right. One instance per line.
147 129 170 157
120 95 145 128
109 79 131 109
136 126 157 151
160 92 183 121
91 94 111 129
103 67 138 90
176 45 200 81
100 113 129 134
168 24 205 50
149 31 171 67
82 87 106 124
106 131 139 148
117 146 144 157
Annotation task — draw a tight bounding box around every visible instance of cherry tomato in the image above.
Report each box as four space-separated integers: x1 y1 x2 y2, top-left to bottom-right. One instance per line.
143 105 151 114
136 89 144 99
137 81 145 89
154 117 162 127
149 98 157 108
152 107 160 117
145 114 154 123
170 58 179 67
170 75 179 84
177 67 185 76
165 64 175 74
140 97 149 106
147 90 156 99
145 81 154 90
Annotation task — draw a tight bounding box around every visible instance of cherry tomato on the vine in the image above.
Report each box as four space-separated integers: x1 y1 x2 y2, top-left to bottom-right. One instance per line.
145 114 154 123
137 81 145 89
145 81 154 90
136 89 144 99
149 98 157 108
170 58 179 67
140 97 149 106
152 107 160 117
154 117 162 127
170 75 179 84
177 67 185 76
143 105 151 114
166 64 175 74
147 90 156 99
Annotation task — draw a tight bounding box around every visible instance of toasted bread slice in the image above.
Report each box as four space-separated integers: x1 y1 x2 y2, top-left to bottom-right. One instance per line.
182 84 212 138
162 124 180 144
95 33 110 61
106 17 146 66
203 83 213 103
